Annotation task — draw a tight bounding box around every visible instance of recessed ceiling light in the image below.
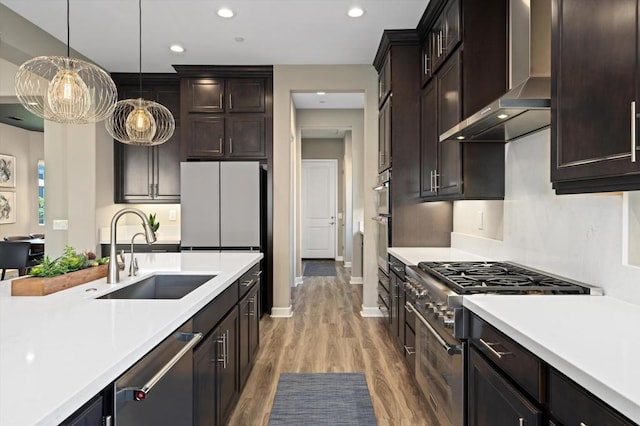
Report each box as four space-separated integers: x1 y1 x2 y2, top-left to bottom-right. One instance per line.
347 7 365 18
317 91 326 95
234 37 245 42
169 44 185 53
497 113 509 119
217 7 234 18
319 100 326 104
457 136 465 140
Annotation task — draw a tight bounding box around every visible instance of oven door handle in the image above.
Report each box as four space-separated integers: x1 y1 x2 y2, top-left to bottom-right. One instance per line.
409 302 461 356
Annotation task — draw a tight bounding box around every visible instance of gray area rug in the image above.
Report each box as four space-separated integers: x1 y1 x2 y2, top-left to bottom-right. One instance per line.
303 262 337 276
269 373 377 425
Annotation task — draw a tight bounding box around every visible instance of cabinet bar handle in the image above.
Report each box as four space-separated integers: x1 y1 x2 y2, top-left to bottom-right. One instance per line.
229 94 233 110
632 101 636 162
242 279 254 287
519 419 524 426
217 138 223 153
149 184 153 197
403 345 415 355
424 54 430 75
252 270 262 277
479 338 512 359
230 138 233 153
219 93 223 109
404 302 413 313
579 423 588 426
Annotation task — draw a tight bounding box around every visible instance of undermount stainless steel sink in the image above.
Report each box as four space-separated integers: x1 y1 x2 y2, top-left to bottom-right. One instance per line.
98 274 215 300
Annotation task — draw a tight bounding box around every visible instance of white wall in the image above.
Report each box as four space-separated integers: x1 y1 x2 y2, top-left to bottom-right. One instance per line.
272 65 378 317
452 129 640 304
0 123 43 237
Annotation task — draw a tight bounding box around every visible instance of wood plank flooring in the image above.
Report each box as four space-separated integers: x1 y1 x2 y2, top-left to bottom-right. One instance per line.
227 262 435 425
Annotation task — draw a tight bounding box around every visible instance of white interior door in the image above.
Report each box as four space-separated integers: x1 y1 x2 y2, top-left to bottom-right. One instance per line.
302 160 337 258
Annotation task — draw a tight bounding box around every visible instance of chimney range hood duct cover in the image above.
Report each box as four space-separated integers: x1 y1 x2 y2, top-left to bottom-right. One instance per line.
440 0 551 143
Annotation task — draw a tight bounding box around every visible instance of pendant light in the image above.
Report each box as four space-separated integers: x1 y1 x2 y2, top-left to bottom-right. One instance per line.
105 0 175 146
14 0 117 124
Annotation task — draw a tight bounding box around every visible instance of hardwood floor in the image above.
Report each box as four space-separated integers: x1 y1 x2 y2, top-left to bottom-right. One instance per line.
228 262 435 425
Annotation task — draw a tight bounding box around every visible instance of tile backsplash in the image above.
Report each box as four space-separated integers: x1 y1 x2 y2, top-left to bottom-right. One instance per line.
452 129 640 303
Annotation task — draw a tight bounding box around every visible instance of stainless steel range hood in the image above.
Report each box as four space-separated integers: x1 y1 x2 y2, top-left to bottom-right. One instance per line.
440 0 551 143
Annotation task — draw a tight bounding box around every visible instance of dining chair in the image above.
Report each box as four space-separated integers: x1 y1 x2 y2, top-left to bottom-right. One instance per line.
4 235 44 265
0 241 32 280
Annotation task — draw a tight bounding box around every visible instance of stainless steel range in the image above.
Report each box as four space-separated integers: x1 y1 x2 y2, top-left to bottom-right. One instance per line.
404 261 597 426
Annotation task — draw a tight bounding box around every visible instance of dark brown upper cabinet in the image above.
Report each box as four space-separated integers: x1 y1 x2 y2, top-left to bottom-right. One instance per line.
176 66 272 161
378 99 392 173
551 0 640 194
111 75 181 204
378 55 392 107
417 0 506 201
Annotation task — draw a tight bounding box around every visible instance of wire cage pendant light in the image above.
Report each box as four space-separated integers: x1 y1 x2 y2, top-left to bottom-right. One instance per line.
105 0 175 146
15 0 117 124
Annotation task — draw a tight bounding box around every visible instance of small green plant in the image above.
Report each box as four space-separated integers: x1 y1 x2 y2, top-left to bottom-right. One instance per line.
148 213 160 233
29 246 108 277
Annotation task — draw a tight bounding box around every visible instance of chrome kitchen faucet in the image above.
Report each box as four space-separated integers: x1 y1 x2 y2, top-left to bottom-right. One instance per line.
107 208 156 284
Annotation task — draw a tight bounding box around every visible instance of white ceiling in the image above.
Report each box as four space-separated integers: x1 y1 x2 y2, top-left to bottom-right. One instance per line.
1 0 430 73
292 92 364 109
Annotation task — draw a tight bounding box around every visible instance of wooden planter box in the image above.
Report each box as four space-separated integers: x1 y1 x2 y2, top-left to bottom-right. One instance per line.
11 264 109 296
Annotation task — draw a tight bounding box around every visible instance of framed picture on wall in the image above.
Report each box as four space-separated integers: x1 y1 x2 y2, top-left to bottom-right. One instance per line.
0 192 16 224
0 154 16 188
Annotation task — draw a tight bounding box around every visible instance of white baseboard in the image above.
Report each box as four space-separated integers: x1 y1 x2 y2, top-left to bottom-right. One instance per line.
294 276 304 287
344 261 352 268
336 256 344 261
360 305 384 317
349 276 363 285
271 305 293 318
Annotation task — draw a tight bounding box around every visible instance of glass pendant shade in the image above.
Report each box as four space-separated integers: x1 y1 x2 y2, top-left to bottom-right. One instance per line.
105 98 174 146
15 56 117 124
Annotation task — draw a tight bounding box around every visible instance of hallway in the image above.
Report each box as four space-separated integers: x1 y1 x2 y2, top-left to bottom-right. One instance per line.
228 262 434 425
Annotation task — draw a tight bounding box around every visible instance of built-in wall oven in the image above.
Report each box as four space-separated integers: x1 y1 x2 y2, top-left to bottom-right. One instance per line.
373 170 391 273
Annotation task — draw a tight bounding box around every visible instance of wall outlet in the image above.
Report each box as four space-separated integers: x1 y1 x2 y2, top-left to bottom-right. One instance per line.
52 219 68 230
169 209 177 221
477 210 484 231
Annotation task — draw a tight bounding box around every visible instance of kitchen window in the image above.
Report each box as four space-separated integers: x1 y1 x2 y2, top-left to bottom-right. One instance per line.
37 160 44 226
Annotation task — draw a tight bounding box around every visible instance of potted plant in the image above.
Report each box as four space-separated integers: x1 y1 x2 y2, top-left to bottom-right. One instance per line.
148 213 160 236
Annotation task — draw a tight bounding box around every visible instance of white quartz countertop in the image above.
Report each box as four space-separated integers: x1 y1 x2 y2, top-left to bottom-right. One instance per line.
464 295 640 423
0 252 262 426
387 246 487 266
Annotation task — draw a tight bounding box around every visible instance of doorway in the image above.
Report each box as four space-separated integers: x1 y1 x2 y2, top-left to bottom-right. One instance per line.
301 159 338 259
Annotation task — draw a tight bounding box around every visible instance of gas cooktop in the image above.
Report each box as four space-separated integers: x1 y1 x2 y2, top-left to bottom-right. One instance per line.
417 261 591 295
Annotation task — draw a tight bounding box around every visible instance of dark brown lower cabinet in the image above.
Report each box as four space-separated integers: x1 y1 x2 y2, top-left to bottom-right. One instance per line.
548 368 635 426
239 282 261 388
468 347 543 426
60 395 104 426
195 308 239 426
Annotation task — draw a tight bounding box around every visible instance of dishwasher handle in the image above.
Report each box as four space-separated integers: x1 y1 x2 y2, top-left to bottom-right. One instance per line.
124 332 203 402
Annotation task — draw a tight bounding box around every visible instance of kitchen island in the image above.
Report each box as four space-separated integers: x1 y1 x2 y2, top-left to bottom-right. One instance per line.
0 251 262 426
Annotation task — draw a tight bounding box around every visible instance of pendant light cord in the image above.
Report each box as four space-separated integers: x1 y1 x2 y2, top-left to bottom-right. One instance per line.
139 0 142 96
66 0 70 57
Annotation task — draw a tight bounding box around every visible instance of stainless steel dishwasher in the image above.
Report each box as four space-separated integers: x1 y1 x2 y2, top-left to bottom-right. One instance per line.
112 320 202 425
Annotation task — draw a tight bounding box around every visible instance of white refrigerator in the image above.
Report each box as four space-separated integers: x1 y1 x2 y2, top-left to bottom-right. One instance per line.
180 161 261 250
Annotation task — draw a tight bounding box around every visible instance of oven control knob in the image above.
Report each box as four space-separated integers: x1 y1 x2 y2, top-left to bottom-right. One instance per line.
431 303 443 314
417 289 428 299
443 316 455 328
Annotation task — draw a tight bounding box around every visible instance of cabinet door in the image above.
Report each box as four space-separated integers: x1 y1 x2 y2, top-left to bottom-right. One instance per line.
430 17 446 72
420 81 438 197
249 284 260 361
194 334 216 426
186 115 225 158
220 162 260 247
552 0 639 184
186 79 225 112
378 100 392 173
442 0 460 57
227 79 265 113
378 54 392 106
153 120 181 201
421 40 432 87
216 309 239 426
155 85 181 118
238 296 251 388
226 116 266 158
468 347 543 426
389 272 400 340
61 395 103 426
437 50 462 196
116 144 154 202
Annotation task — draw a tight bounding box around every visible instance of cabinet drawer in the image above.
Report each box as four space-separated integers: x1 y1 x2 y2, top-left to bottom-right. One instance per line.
238 263 261 299
469 314 544 403
193 280 239 337
549 368 635 426
378 268 389 292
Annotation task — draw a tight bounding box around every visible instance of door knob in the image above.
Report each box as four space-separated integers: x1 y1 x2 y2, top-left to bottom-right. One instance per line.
329 222 335 225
